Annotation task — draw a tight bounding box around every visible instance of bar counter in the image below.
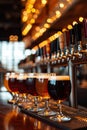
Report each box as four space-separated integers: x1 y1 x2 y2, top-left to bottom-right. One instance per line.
0 91 87 130
0 91 59 130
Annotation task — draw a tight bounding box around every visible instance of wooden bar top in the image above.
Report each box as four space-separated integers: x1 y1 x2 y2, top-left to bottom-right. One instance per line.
0 91 87 130
0 91 60 130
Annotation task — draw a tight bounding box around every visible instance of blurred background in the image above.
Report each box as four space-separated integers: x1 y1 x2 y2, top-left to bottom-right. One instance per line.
0 0 87 108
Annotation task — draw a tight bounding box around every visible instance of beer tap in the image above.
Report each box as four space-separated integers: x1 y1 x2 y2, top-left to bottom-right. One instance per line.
50 38 60 64
81 18 87 53
74 23 82 53
63 29 71 61
35 47 42 72
40 47 44 63
50 41 55 64
46 43 51 63
35 47 41 63
52 38 60 64
56 38 61 63
42 45 47 64
58 33 66 62
69 28 78 60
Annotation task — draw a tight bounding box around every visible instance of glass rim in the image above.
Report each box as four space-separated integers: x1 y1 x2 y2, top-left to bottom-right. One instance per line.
48 75 70 80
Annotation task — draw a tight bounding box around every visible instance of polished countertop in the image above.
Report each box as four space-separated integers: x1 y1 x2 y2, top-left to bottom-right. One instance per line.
0 91 60 130
0 91 87 130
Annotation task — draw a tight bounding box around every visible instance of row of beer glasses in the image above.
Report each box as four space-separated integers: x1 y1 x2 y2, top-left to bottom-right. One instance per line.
4 72 18 104
4 72 36 105
4 72 71 122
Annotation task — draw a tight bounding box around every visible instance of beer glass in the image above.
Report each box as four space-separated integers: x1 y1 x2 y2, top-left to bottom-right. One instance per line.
16 73 28 106
24 73 39 111
8 72 18 104
48 75 71 122
4 72 11 92
35 73 56 116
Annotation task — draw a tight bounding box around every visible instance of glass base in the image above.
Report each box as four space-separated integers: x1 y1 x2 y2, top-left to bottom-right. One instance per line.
50 114 71 122
27 105 44 113
18 102 33 109
8 99 16 104
38 108 56 116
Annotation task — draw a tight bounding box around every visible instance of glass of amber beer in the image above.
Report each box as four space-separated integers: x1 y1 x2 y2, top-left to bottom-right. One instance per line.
48 75 71 122
24 73 40 112
4 72 11 92
35 73 56 116
16 72 28 105
8 72 18 104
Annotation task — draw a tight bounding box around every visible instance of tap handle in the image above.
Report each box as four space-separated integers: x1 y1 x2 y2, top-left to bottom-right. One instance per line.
63 30 70 47
83 18 87 38
74 23 82 42
59 33 65 50
69 28 75 45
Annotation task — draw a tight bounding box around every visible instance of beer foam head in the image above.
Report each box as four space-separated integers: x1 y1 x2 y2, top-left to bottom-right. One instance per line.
49 75 70 81
16 73 27 80
5 72 10 76
37 73 49 79
27 73 37 78
9 72 17 78
36 73 56 79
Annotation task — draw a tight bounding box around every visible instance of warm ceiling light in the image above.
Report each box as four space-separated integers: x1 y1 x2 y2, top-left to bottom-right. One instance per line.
22 11 28 22
35 26 40 31
14 35 18 41
22 24 32 36
66 0 71 2
9 35 14 41
56 10 61 18
9 35 18 41
44 23 50 28
67 24 73 29
49 35 55 42
57 31 62 36
26 4 33 10
40 28 46 34
50 16 56 22
35 33 40 38
30 18 35 24
79 17 84 22
41 0 47 5
62 28 67 32
22 10 27 15
54 33 59 39
32 46 38 51
47 18 53 23
31 8 36 13
39 40 48 48
72 21 78 26
59 3 64 8
22 15 28 22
